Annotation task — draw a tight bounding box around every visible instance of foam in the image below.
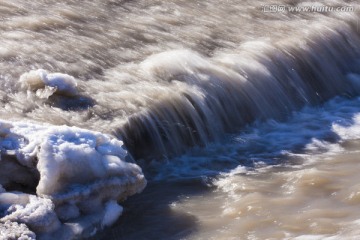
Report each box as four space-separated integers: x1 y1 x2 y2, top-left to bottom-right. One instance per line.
332 114 360 140
141 49 215 82
149 96 360 180
0 119 146 238
120 20 360 160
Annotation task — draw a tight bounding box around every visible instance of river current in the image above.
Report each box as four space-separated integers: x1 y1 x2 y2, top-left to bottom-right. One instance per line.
1 0 360 239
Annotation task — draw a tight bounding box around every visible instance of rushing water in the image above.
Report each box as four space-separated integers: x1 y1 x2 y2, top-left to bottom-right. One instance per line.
1 0 360 239
92 96 360 240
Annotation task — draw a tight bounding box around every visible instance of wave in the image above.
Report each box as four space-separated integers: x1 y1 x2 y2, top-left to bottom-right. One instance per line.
117 17 360 160
149 96 360 180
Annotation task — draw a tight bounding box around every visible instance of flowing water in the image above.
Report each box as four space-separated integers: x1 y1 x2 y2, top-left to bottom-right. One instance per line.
1 0 360 239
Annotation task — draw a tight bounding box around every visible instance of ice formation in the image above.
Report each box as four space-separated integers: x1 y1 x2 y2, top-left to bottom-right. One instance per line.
19 69 78 97
0 220 36 240
0 120 146 239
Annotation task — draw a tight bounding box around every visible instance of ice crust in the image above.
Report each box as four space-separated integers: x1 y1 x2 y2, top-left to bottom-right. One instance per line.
19 69 78 97
0 220 36 240
0 120 146 239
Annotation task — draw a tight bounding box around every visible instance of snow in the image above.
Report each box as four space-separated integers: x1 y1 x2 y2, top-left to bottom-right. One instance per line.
1 195 61 233
0 221 36 240
0 119 146 238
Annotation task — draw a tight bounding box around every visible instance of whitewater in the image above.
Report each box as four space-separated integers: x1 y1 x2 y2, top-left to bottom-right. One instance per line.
1 0 360 239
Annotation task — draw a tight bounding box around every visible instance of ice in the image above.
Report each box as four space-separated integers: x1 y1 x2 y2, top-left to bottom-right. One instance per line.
55 203 80 221
0 192 29 207
19 69 78 97
0 221 36 240
102 200 123 227
0 119 146 238
1 195 61 233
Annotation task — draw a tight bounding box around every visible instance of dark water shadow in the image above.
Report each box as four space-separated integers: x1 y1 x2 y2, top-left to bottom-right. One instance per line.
90 178 213 240
0 154 39 195
47 94 95 111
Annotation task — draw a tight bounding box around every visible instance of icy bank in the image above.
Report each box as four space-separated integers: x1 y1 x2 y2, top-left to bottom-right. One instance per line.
0 120 146 239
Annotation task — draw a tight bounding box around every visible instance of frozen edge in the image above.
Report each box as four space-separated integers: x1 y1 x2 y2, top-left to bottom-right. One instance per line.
0 119 146 239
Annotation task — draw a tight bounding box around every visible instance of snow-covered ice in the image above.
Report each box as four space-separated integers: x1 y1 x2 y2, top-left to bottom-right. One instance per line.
19 69 78 97
0 220 36 240
0 120 146 239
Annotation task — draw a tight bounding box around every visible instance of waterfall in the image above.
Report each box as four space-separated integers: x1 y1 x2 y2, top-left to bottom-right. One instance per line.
117 18 360 160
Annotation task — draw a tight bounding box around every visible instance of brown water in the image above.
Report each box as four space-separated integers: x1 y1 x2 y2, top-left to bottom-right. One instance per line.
1 0 359 134
188 147 360 240
1 0 360 239
93 97 360 240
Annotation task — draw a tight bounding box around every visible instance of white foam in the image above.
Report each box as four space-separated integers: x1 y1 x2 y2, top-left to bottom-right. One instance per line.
332 114 360 141
141 49 218 83
149 97 360 180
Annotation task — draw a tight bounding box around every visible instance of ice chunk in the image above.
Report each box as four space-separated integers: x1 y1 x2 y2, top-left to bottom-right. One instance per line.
0 119 146 238
2 195 61 233
0 192 29 207
0 221 36 240
102 200 123 227
19 69 78 97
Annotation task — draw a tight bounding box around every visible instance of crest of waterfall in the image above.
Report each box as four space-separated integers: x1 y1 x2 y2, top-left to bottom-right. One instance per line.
117 19 360 159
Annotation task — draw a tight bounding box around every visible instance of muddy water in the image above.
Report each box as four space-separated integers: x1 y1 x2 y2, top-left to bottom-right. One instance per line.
93 97 360 239
1 0 359 134
188 150 360 239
